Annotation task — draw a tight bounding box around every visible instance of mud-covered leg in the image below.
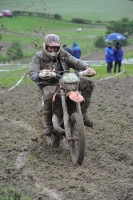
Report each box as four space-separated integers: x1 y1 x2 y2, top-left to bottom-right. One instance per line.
41 86 58 136
79 78 94 128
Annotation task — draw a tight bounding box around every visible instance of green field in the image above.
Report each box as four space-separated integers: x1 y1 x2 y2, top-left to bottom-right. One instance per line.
0 64 132 88
0 16 106 58
0 0 133 61
0 0 133 21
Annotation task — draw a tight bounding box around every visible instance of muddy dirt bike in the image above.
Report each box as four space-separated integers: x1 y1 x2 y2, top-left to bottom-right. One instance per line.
39 69 96 165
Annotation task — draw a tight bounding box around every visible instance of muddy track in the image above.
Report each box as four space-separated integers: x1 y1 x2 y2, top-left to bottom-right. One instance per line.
0 77 133 199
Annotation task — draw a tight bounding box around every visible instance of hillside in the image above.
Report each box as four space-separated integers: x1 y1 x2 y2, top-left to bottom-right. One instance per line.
1 0 133 61
0 0 133 21
0 16 106 59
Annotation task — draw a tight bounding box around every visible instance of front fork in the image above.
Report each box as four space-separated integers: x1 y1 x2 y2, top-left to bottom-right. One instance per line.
76 101 82 117
60 89 71 140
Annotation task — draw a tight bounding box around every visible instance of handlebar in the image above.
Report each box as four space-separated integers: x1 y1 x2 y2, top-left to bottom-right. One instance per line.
39 69 96 79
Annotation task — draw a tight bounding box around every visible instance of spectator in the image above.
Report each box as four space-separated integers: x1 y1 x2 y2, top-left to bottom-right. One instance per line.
71 42 81 59
104 43 114 73
63 44 72 55
29 34 96 136
3 58 5 65
113 42 123 73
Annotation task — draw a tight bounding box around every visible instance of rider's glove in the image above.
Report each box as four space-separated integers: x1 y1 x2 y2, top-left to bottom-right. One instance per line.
78 68 96 77
39 70 56 79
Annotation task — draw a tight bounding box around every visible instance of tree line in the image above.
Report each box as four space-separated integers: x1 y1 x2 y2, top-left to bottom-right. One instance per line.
94 17 133 48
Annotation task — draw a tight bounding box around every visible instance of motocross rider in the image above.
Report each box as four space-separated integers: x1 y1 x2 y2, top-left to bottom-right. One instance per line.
29 34 96 136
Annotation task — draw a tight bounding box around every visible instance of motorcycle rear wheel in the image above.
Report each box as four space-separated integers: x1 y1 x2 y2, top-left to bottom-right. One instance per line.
69 112 85 165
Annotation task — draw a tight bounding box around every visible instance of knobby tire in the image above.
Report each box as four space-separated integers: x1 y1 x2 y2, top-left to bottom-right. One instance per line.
69 112 85 165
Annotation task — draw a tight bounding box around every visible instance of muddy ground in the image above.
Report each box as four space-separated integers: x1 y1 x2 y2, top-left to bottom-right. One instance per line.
0 75 133 200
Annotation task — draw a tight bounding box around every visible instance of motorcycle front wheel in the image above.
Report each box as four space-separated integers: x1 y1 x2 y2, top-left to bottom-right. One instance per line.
69 112 85 165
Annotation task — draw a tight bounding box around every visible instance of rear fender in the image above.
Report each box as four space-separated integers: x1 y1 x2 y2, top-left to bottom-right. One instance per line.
66 91 85 103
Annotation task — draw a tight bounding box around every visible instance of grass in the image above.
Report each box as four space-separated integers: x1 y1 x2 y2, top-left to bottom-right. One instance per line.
107 106 116 112
1 15 133 60
0 0 133 21
1 34 32 43
124 50 133 59
0 186 31 200
0 64 132 89
0 66 33 88
7 162 14 167
28 155 37 162
90 64 133 80
1 16 91 33
0 16 106 57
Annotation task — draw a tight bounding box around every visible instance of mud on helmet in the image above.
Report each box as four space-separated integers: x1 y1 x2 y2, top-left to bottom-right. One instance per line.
43 34 61 60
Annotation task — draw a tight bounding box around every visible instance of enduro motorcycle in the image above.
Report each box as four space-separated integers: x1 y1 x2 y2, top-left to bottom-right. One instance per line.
39 69 96 165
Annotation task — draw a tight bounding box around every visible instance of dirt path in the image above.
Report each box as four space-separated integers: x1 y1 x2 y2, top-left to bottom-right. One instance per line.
0 76 133 199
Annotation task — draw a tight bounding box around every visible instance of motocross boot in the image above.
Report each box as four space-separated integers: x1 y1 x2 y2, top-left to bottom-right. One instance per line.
82 111 93 128
42 110 52 136
41 85 58 137
81 100 94 128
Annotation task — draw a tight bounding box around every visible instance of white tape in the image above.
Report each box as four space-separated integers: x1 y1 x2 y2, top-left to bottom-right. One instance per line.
96 70 125 81
0 68 25 72
84 58 133 65
8 74 25 91
6 69 131 92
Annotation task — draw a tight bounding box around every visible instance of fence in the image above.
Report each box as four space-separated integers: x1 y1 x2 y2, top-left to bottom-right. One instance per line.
84 58 133 67
13 10 55 19
0 58 132 67
0 64 31 90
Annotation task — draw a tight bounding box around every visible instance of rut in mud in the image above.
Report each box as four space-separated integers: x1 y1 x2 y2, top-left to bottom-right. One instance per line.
0 76 133 199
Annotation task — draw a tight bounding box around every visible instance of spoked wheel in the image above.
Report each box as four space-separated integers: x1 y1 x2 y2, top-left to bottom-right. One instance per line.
46 132 60 148
69 112 85 165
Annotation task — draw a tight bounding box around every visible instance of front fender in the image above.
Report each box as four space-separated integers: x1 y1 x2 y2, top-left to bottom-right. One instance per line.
52 91 58 102
66 91 85 103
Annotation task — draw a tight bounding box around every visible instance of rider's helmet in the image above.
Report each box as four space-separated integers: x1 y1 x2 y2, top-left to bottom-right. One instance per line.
43 34 61 60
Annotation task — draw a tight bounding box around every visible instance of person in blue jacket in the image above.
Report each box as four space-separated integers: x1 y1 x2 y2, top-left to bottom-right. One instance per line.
113 42 123 73
63 44 72 55
71 42 81 59
104 43 114 73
